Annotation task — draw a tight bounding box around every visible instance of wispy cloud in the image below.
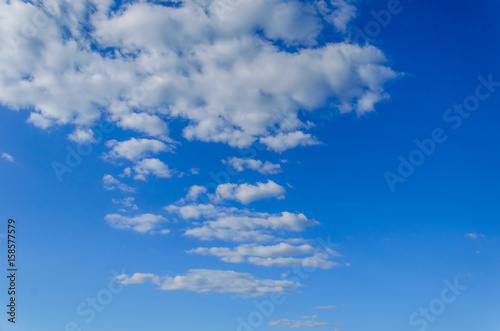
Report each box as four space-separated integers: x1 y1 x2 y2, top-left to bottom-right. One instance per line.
1 152 15 162
116 269 302 298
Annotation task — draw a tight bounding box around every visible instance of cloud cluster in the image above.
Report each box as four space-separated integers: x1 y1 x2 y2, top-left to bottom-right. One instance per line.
0 0 397 153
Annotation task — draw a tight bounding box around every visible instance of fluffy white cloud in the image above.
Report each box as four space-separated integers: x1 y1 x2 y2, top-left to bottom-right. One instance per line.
223 157 281 174
105 213 167 234
269 319 337 328
1 152 15 162
188 243 339 269
215 180 286 204
185 185 208 201
133 158 173 180
68 128 96 144
103 174 135 193
105 138 172 161
0 0 397 152
115 269 301 297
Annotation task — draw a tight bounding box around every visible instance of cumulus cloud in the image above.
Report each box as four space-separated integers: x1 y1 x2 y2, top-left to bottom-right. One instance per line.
105 138 172 161
1 153 15 162
115 269 302 297
187 243 339 269
103 174 135 193
0 0 397 152
105 213 167 234
269 319 338 328
215 180 286 204
223 157 282 174
133 158 173 180
68 128 96 144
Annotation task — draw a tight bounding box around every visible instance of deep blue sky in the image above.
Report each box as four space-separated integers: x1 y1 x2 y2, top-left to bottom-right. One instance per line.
1 0 500 330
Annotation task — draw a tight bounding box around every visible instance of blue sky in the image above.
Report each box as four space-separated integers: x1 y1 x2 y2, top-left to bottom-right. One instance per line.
1 0 500 330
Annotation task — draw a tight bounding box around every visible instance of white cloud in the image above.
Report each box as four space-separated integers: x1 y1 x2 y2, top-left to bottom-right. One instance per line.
259 131 321 153
223 157 281 174
103 174 135 193
186 185 208 201
112 197 139 212
215 180 286 204
316 0 357 33
301 315 319 319
68 128 96 144
115 269 302 297
465 233 485 240
133 158 173 180
187 243 339 269
269 319 337 328
165 203 220 220
106 138 172 161
1 152 15 162
105 213 167 234
0 0 397 152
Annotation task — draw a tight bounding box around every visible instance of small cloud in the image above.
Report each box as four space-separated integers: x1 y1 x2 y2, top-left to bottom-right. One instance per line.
312 305 337 310
190 168 200 175
103 175 136 193
112 197 139 212
465 233 485 240
2 153 15 163
301 315 319 319
68 128 96 144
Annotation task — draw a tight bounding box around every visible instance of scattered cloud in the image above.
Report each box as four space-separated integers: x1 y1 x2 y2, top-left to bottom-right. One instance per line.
105 213 167 234
112 197 139 212
1 152 15 163
103 174 136 193
223 157 282 175
116 269 302 297
301 315 319 319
